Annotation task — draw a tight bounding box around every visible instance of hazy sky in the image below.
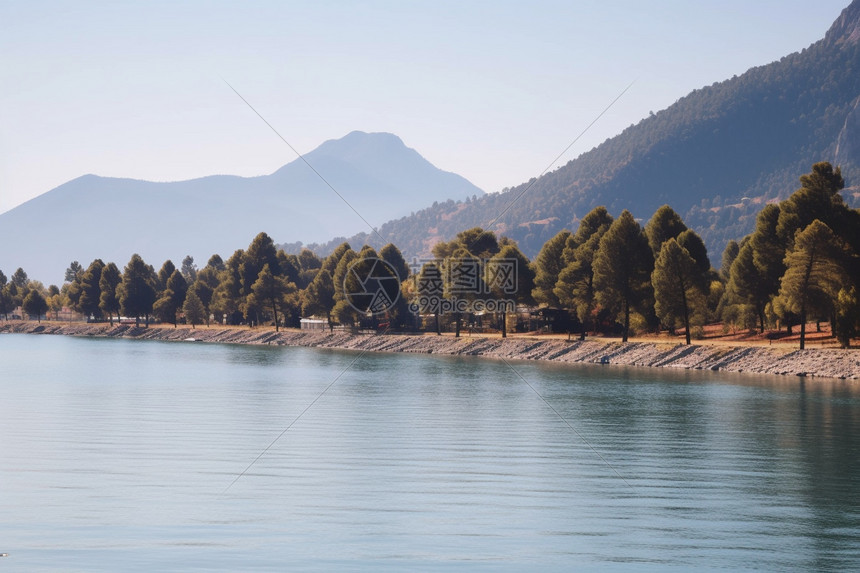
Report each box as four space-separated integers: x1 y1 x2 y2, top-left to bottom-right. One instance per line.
0 0 851 214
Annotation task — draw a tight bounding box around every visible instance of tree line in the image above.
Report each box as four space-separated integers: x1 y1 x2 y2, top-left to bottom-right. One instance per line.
2 162 857 349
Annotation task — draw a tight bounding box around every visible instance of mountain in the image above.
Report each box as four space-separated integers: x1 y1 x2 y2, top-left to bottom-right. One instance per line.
0 131 483 284
308 1 860 263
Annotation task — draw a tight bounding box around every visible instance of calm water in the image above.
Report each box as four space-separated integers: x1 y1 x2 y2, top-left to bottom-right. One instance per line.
1 333 859 571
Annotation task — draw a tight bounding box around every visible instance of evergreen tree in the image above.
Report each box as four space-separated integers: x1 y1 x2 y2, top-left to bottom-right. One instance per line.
250 263 294 331
331 248 359 326
22 289 47 323
297 249 323 289
99 262 122 325
652 239 706 344
322 242 352 275
645 205 687 256
379 243 411 329
118 254 157 327
750 204 786 296
206 254 225 272
834 287 860 348
180 255 198 283
414 262 443 334
242 232 280 294
302 269 336 329
726 241 768 332
0 285 13 320
157 260 176 294
211 249 244 325
676 229 711 288
554 206 614 339
720 240 740 282
298 249 322 272
486 244 535 338
64 261 83 284
191 266 219 326
153 270 188 327
11 268 28 288
182 290 206 329
79 259 105 319
776 162 846 248
593 210 653 342
531 229 571 307
777 220 848 349
379 243 410 282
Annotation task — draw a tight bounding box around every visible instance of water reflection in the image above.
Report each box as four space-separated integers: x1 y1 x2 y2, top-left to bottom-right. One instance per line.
0 334 857 571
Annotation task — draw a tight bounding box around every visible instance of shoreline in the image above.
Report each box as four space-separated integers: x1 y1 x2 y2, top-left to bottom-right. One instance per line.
2 321 859 380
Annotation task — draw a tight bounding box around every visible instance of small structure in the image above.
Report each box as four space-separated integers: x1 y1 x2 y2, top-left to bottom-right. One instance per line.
300 318 329 331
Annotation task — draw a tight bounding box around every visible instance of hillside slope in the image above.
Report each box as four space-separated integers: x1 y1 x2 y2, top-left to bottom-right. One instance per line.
306 1 860 261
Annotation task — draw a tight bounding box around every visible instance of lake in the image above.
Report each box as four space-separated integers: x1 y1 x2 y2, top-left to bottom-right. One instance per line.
1 333 858 571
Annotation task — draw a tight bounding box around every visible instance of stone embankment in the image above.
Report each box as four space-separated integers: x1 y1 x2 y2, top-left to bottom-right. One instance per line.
2 322 858 380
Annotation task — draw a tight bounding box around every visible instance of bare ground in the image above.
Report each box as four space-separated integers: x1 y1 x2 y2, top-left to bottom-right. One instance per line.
2 320 858 380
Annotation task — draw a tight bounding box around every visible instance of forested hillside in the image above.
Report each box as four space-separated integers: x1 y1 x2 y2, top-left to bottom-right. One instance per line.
295 1 860 261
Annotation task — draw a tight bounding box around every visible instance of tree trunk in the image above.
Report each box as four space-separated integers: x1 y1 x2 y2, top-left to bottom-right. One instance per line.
454 313 461 338
683 291 691 345
759 309 765 334
435 311 440 335
272 300 279 332
800 306 806 350
683 315 691 345
622 299 630 343
500 312 507 338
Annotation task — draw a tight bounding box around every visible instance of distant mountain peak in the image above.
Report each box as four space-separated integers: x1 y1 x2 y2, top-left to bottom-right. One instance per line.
826 0 860 46
0 130 483 283
312 131 408 156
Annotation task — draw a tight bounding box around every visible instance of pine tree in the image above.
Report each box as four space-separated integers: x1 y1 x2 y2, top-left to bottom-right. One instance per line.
486 244 535 338
118 254 157 327
645 205 687 256
153 270 188 327
593 210 653 342
776 162 846 248
157 260 176 294
79 259 105 319
98 262 122 325
65 261 83 284
251 264 294 331
182 290 206 329
834 287 860 348
531 229 571 307
302 269 336 330
554 206 614 339
22 289 47 323
180 255 198 283
652 239 706 344
777 220 848 349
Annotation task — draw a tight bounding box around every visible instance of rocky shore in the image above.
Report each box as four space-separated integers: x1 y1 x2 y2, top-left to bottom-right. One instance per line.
2 322 859 380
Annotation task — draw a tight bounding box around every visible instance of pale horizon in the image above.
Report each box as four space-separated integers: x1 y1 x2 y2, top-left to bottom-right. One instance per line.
0 0 850 215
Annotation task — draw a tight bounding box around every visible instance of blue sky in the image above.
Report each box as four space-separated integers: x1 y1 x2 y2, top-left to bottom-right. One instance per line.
0 0 851 214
